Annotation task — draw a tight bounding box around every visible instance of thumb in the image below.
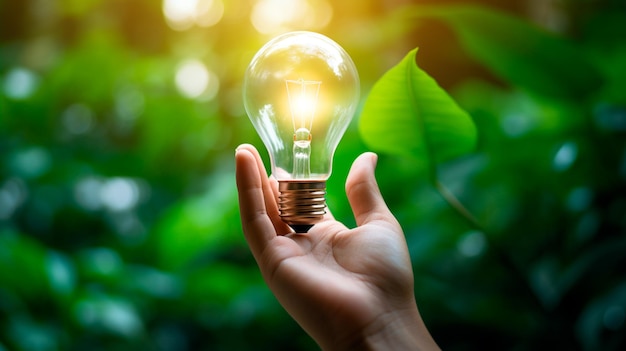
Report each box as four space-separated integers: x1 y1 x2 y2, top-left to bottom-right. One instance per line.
345 153 398 228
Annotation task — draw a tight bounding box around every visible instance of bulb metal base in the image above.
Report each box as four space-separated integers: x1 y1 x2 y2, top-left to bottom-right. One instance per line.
278 180 326 233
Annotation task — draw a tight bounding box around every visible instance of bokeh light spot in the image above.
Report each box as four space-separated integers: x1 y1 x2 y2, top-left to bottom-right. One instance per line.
457 230 487 257
163 0 197 30
163 0 224 31
2 67 39 100
566 187 593 213
553 141 578 172
175 59 219 100
46 251 76 295
0 178 27 220
8 318 58 351
62 103 94 135
74 297 143 337
594 103 626 132
9 147 52 179
115 85 145 121
0 190 16 220
196 0 224 27
100 178 139 212
501 113 535 137
82 247 123 276
100 299 143 337
251 0 332 35
603 305 625 330
75 176 103 211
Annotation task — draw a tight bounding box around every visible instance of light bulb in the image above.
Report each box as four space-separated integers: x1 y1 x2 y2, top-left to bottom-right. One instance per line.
243 31 360 232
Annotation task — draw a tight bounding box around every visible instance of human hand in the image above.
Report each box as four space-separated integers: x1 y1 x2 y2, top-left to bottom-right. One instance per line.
235 144 439 350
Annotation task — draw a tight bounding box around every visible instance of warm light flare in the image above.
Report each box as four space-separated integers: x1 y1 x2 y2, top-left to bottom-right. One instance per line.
250 0 332 35
286 79 321 133
162 0 224 31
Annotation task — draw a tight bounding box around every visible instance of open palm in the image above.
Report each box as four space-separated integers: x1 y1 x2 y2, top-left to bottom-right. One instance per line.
235 144 438 350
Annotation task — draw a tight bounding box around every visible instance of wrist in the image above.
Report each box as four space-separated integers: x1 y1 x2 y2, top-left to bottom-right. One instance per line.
334 305 440 351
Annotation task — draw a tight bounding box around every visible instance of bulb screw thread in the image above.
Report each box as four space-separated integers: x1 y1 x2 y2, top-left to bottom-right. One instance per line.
278 180 326 233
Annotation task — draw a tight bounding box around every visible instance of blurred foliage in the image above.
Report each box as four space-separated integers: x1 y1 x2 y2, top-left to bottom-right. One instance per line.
0 0 625 350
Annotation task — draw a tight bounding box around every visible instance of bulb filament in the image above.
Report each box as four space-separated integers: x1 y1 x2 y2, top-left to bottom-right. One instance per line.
286 78 321 178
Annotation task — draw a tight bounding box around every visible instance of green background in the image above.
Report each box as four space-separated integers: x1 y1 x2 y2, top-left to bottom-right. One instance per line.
1 0 625 350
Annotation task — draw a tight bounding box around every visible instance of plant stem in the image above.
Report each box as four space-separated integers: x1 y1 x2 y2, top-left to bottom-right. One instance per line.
435 180 483 230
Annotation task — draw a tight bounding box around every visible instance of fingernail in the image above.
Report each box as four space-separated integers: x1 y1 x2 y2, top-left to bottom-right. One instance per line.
235 145 244 155
371 152 378 168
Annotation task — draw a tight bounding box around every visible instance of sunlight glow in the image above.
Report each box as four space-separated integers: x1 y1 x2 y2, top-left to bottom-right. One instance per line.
162 0 224 31
251 0 332 35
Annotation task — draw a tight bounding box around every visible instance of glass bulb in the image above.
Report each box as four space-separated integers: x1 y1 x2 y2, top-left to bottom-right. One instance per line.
243 31 360 232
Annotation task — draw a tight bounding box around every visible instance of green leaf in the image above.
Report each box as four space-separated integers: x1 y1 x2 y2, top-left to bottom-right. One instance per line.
359 48 477 176
397 5 605 101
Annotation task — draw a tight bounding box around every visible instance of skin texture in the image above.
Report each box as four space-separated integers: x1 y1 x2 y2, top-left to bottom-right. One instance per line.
235 144 440 351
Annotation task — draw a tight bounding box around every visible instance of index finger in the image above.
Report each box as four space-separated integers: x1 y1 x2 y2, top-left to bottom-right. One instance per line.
235 147 277 260
238 144 292 234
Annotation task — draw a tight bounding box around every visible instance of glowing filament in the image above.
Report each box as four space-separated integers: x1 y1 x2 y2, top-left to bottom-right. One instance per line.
285 78 321 141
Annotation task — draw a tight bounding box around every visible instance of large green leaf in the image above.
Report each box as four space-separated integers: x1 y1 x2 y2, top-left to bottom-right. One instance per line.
397 5 605 101
359 48 477 175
